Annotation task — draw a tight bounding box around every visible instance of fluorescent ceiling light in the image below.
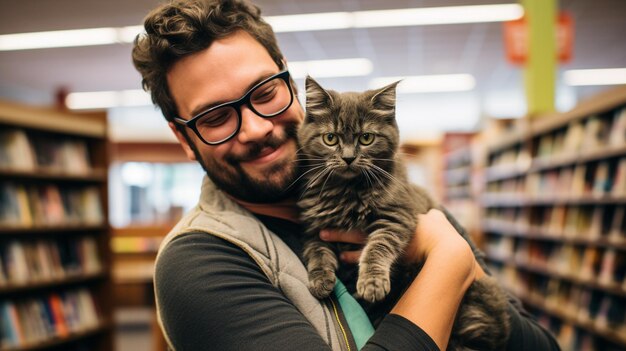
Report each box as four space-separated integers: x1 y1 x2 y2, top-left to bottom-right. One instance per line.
266 12 352 32
564 68 626 86
66 90 151 110
288 58 373 78
0 26 141 51
1 4 523 50
370 74 476 94
265 4 523 32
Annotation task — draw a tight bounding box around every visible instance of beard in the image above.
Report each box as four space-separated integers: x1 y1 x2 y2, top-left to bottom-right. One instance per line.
189 122 301 203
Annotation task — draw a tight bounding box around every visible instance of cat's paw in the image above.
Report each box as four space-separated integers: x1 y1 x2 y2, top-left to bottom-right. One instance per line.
356 273 390 303
308 269 336 299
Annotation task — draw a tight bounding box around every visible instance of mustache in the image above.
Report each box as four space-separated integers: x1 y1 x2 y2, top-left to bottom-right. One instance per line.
226 123 299 164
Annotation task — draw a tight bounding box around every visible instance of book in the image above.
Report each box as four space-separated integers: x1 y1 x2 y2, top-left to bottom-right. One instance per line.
609 206 626 243
563 206 580 237
537 134 554 159
609 107 626 147
6 302 25 345
78 237 102 273
581 116 609 152
80 187 103 225
0 129 36 171
612 158 626 197
76 289 99 328
592 161 611 197
571 165 588 196
0 183 20 226
5 241 30 284
579 247 601 281
0 251 7 286
0 302 18 347
548 206 567 235
562 121 585 156
48 294 69 337
61 140 91 174
587 206 603 239
40 185 66 225
598 249 617 286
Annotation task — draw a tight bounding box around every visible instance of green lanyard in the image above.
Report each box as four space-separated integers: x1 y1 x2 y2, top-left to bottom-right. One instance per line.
333 279 375 350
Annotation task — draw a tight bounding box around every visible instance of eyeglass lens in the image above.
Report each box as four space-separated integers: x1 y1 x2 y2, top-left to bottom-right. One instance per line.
195 76 291 143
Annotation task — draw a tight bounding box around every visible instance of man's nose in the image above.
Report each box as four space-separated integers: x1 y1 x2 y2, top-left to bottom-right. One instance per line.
237 106 274 144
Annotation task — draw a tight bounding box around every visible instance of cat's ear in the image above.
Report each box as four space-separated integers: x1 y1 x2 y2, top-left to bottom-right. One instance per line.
370 80 400 111
305 76 333 119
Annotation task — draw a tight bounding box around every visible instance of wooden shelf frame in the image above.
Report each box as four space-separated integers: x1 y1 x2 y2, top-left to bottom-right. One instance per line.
0 100 113 351
486 253 626 298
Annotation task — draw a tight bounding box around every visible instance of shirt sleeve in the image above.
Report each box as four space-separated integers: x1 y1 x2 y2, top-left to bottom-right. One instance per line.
155 232 439 351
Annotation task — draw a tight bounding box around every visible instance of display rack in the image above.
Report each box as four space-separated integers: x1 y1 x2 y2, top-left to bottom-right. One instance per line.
0 100 113 351
481 86 626 350
441 132 484 247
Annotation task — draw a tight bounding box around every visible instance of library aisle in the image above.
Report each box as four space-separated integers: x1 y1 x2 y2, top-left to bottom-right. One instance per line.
477 87 626 350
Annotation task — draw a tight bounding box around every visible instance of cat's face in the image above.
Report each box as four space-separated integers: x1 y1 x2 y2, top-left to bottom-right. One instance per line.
298 77 400 180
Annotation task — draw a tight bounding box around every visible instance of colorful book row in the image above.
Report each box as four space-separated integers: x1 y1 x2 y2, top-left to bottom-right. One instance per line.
0 183 103 228
0 129 92 174
0 237 102 287
0 288 100 348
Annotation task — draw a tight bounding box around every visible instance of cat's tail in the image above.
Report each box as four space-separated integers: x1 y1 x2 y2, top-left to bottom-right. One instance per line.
448 276 511 351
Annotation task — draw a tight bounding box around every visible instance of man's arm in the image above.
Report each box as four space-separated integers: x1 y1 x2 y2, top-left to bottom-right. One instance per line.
156 232 439 351
325 209 561 351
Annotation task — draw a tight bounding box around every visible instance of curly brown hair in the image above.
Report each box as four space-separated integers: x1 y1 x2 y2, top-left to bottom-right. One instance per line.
132 0 286 122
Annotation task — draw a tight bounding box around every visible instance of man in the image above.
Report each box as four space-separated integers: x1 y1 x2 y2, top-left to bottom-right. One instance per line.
132 0 561 350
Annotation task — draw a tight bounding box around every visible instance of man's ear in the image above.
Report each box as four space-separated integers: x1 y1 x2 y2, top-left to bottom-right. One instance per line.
168 122 197 161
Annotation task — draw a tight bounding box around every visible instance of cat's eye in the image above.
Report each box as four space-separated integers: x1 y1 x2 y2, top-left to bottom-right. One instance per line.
322 133 339 146
359 133 375 145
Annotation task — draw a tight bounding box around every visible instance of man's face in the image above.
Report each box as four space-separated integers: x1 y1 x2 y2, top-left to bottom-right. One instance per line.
167 31 304 203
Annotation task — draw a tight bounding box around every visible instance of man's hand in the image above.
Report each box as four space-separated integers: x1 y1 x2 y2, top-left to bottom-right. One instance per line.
320 209 485 281
319 229 366 264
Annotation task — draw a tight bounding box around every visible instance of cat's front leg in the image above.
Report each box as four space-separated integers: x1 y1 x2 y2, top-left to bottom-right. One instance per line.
303 237 339 299
357 223 412 303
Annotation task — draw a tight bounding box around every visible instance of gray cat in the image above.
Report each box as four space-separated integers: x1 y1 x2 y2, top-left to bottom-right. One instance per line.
297 76 510 350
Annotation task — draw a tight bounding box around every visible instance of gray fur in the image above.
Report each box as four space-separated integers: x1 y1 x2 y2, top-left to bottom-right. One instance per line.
297 76 510 350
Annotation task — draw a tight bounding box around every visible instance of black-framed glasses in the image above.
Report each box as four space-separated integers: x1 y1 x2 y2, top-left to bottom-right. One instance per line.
174 70 294 145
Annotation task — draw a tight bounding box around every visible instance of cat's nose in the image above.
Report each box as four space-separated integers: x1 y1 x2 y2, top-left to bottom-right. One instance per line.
342 156 356 165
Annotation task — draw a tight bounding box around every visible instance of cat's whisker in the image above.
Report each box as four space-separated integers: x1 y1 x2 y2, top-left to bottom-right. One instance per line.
306 166 333 189
366 168 396 200
361 169 373 188
284 164 327 192
371 164 415 194
371 164 400 183
296 158 326 162
318 170 335 200
370 158 397 162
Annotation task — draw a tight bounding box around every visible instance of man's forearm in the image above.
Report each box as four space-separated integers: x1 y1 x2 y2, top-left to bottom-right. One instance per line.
391 239 476 350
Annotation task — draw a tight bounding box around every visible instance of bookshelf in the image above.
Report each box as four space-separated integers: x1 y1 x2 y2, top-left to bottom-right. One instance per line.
441 132 483 246
0 100 113 351
481 86 626 351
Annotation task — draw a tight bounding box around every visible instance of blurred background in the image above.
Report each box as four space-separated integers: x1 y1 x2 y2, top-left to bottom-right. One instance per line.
0 0 625 350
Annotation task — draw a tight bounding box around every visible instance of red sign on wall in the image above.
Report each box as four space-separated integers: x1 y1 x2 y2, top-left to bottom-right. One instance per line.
503 12 574 65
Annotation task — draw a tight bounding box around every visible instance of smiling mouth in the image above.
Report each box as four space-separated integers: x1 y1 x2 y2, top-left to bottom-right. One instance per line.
241 141 291 167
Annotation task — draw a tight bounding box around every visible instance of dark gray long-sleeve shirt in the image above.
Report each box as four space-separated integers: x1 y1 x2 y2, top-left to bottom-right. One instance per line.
155 213 561 350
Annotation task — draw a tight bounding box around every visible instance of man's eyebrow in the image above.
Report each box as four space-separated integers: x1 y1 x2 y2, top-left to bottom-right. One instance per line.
189 71 277 117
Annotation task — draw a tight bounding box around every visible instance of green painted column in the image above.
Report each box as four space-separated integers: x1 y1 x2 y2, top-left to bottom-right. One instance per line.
522 0 557 116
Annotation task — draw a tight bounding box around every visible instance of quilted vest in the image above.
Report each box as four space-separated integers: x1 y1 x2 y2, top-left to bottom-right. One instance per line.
154 176 352 351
